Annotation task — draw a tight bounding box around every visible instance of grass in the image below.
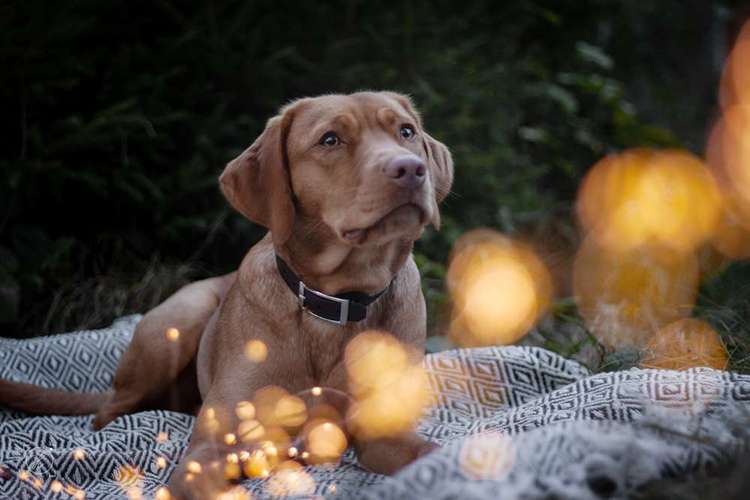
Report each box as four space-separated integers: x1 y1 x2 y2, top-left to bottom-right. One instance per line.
18 251 750 376
12 242 750 499
17 258 196 337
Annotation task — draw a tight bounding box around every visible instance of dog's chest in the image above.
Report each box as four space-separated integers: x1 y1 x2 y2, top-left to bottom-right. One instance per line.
299 316 352 382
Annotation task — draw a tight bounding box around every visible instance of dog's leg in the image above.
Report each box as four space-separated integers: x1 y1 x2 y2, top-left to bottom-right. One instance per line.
323 363 437 475
353 433 438 475
164 391 244 499
164 364 297 499
93 273 236 429
163 334 320 500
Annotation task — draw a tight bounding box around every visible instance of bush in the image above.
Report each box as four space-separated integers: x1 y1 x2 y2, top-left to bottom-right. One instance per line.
0 1 721 338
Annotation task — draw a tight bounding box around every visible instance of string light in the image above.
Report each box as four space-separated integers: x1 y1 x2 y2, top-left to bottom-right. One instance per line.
186 461 202 475
244 340 268 362
154 487 172 500
165 328 180 342
235 401 256 420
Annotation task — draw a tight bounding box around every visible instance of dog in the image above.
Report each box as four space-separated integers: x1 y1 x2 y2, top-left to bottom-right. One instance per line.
0 91 453 498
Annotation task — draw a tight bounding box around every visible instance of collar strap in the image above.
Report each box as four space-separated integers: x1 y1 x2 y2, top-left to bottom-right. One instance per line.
275 255 389 325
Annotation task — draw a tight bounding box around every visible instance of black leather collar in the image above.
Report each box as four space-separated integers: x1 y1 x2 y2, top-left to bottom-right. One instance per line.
275 255 389 325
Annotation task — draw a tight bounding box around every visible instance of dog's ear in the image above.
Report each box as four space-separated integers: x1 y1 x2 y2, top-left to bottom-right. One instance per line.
219 113 295 246
420 131 454 229
422 131 454 204
385 91 454 204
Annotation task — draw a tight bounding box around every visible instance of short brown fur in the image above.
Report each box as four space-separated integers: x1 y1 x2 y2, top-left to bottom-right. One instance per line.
0 91 453 498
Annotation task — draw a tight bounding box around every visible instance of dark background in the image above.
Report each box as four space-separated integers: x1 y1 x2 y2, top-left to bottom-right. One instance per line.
1 1 748 367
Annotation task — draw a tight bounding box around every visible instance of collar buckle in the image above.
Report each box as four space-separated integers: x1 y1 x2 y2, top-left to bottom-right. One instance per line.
298 281 350 325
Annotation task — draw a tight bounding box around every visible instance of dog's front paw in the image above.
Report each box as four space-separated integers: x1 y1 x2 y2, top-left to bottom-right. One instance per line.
356 433 438 475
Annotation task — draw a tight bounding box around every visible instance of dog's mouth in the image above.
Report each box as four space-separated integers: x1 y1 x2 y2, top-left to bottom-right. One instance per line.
342 203 427 246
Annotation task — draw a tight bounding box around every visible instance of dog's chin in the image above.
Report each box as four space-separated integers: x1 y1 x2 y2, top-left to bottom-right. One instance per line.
340 203 427 247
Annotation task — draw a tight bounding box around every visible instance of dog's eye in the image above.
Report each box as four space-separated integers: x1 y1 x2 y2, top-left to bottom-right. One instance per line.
399 124 416 140
319 131 340 147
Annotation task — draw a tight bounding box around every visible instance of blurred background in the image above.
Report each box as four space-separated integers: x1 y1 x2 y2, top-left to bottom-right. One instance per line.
2 0 750 373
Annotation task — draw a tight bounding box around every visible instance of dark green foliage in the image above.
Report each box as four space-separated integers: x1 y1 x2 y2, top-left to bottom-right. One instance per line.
0 0 737 343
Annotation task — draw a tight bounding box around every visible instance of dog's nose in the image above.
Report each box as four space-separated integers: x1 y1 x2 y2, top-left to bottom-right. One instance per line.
383 155 426 189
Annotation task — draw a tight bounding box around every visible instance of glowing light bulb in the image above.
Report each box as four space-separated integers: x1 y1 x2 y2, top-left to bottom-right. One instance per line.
446 229 552 347
235 401 256 420
245 340 268 362
577 148 721 254
165 328 180 342
154 487 172 500
186 461 202 475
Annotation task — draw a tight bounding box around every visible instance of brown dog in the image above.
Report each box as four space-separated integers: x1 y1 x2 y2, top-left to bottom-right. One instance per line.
0 91 453 498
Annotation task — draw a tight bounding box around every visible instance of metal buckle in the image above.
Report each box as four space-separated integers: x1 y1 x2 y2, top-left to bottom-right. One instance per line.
297 281 350 325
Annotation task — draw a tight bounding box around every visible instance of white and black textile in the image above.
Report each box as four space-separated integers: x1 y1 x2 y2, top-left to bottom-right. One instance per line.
1 316 749 499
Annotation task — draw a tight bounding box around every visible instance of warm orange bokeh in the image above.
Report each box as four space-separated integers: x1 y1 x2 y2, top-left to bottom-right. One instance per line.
719 20 750 109
345 330 411 393
165 327 180 342
705 18 750 259
154 486 172 500
235 400 256 420
344 330 429 439
304 419 348 464
707 105 750 221
237 419 265 443
265 460 315 496
640 318 728 370
459 433 515 480
215 486 251 500
710 192 750 259
573 237 699 349
254 386 307 429
116 464 143 499
243 449 271 478
244 339 269 363
577 148 722 254
447 229 552 347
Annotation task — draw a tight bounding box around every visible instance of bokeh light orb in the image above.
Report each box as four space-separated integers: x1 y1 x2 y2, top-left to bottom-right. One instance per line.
253 386 307 429
447 229 552 347
719 20 750 109
344 331 429 439
573 237 699 350
707 105 750 221
459 433 515 480
244 339 268 363
640 318 728 371
710 192 750 260
265 461 315 497
304 419 348 464
215 486 251 500
576 148 722 253
345 330 410 394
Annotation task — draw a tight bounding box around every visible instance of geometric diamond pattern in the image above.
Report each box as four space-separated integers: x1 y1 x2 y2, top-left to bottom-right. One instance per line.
1 317 750 499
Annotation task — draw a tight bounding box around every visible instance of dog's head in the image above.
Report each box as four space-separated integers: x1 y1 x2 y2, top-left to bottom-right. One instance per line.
219 92 453 248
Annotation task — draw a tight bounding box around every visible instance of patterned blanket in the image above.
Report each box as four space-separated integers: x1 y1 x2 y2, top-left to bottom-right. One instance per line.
1 316 749 499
